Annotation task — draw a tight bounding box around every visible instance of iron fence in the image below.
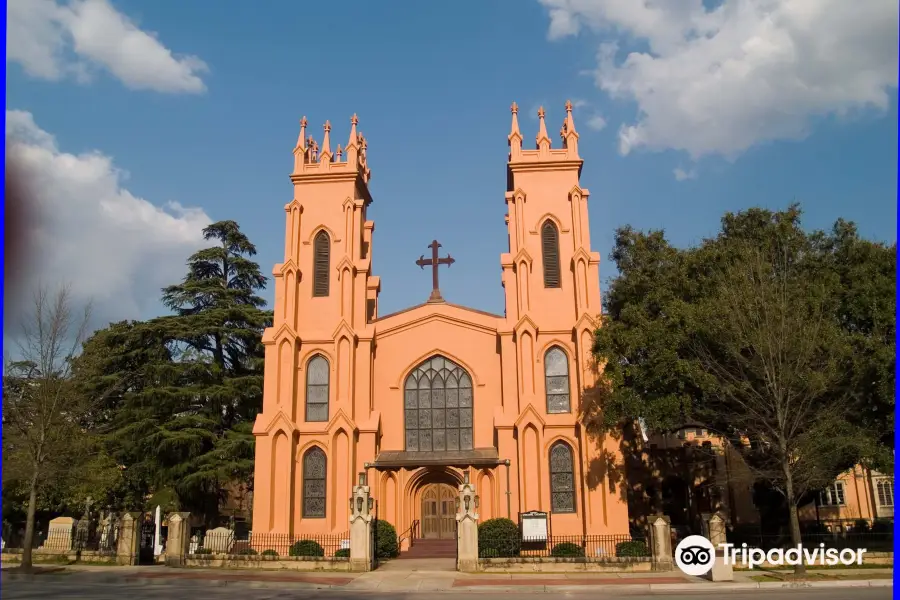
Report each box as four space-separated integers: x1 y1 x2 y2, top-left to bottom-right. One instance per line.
190 530 350 559
2 523 119 556
478 532 650 560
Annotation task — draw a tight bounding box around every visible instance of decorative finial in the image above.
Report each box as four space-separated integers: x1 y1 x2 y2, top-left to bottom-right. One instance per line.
565 99 573 112
351 113 359 126
538 106 546 119
511 102 518 114
336 143 343 159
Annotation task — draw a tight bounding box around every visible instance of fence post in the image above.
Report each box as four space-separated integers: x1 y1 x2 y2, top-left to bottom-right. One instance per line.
456 478 479 572
704 512 733 581
165 513 191 567
116 513 141 566
649 514 674 571
349 477 374 572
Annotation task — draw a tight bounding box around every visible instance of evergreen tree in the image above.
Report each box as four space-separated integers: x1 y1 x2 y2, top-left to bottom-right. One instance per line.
75 221 271 523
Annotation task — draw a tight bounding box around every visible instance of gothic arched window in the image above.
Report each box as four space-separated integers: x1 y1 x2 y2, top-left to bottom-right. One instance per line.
544 346 570 414
541 220 561 288
305 355 329 422
549 441 576 513
302 447 326 518
404 356 473 452
313 230 330 297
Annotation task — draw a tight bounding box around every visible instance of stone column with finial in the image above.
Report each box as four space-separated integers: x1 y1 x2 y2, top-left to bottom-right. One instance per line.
456 470 479 572
349 472 374 572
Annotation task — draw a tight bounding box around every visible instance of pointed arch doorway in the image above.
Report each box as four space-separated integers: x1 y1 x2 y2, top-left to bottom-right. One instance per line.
421 483 456 539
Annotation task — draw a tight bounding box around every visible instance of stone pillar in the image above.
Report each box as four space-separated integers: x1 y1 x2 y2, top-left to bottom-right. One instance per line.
349 477 374 572
456 476 479 572
165 513 191 567
649 514 673 571
116 513 141 566
704 512 733 581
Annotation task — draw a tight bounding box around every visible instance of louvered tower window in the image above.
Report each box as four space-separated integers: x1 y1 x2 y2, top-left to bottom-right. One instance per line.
313 230 330 297
541 220 561 288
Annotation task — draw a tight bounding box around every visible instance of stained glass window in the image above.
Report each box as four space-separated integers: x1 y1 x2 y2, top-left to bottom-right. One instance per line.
303 447 326 518
545 346 570 414
549 442 576 513
306 355 329 422
404 356 474 452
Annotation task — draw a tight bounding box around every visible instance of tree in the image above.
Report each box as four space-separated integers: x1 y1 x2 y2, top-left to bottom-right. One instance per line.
1 284 103 571
76 221 271 523
693 237 868 576
590 206 894 575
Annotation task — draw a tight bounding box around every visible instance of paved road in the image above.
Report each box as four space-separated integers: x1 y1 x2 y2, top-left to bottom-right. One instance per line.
0 580 892 600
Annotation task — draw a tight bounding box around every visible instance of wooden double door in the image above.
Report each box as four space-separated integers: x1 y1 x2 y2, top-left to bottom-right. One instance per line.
421 483 456 539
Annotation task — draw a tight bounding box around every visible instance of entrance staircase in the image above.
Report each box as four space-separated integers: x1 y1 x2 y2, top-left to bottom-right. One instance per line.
398 538 456 559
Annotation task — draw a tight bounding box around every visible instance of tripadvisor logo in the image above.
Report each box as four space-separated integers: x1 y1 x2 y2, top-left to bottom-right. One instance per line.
674 535 867 576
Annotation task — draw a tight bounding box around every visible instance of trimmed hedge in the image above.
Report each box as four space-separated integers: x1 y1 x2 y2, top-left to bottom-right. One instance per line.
261 549 279 557
376 520 399 559
334 548 351 558
550 542 585 557
615 540 650 558
289 539 325 557
478 518 520 558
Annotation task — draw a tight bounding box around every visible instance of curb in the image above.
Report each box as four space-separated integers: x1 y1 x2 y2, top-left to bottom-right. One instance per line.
1 571 893 592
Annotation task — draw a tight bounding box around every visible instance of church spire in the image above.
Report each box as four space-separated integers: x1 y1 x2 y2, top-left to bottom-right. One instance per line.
297 116 307 151
319 120 333 163
345 114 359 165
536 106 551 151
508 102 522 159
562 100 580 158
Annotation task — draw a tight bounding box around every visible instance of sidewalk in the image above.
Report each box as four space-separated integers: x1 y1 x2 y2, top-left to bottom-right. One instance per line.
0 563 893 593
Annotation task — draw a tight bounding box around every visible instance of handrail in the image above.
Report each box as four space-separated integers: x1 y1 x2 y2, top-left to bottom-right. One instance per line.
398 519 420 549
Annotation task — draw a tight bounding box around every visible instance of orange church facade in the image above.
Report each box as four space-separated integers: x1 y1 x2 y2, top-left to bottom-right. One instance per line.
250 103 630 542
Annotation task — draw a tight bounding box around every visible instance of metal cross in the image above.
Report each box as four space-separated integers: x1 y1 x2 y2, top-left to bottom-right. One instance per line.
416 240 455 302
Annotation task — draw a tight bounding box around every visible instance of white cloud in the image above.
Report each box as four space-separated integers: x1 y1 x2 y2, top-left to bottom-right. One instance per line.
539 0 899 159
586 114 607 131
6 109 212 327
7 0 208 93
673 167 697 181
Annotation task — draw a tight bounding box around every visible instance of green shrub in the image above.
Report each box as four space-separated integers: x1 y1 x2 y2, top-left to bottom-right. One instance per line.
479 547 500 558
194 547 213 555
478 518 520 558
615 540 650 558
236 548 258 556
550 542 585 557
376 520 399 559
261 549 279 558
872 520 892 534
334 548 350 558
289 539 325 557
853 519 871 533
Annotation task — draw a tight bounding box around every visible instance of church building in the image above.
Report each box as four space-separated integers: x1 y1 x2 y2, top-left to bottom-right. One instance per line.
250 102 630 541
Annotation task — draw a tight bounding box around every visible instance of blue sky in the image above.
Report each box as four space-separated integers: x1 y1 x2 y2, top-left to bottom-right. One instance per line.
6 0 898 325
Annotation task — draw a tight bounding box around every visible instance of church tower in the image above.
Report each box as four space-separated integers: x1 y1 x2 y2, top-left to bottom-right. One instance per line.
252 115 381 534
495 102 623 535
